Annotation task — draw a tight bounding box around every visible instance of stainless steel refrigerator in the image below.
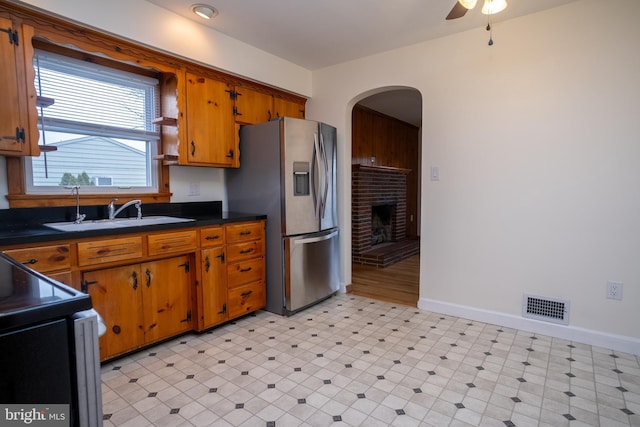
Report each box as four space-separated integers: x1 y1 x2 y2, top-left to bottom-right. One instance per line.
226 117 339 315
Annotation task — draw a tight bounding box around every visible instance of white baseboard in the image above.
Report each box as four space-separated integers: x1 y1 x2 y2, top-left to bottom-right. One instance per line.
418 297 640 356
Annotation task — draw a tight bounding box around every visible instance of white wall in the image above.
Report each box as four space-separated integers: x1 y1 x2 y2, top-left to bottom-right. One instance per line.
308 0 640 353
15 0 311 96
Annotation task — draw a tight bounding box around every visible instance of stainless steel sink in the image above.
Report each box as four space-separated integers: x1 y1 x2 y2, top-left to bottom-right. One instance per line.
43 216 195 232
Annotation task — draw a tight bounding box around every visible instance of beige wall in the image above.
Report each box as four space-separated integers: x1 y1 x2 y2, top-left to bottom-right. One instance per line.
308 0 640 353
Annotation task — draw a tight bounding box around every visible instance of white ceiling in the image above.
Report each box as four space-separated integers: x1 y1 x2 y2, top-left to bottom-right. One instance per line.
144 0 580 126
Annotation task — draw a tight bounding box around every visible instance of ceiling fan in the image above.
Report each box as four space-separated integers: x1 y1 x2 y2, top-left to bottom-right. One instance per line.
446 0 508 20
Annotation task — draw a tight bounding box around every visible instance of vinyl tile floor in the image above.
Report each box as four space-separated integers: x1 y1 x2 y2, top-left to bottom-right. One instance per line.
101 294 640 427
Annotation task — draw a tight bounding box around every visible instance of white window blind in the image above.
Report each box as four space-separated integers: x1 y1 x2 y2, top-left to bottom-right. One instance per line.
34 50 160 141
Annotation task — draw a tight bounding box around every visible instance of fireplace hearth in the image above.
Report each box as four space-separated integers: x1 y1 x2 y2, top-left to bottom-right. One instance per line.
352 164 419 268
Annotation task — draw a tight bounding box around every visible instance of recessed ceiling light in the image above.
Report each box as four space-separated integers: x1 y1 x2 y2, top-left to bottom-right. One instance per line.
192 4 217 20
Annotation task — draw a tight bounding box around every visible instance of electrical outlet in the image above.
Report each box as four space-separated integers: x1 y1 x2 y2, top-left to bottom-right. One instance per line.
188 182 200 196
606 281 623 300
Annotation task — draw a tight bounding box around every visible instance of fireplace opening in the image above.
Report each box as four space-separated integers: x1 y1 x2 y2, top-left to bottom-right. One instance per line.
371 204 395 246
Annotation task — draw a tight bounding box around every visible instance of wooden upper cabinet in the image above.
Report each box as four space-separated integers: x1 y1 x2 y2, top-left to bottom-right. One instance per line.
184 72 238 167
0 17 38 156
233 86 273 124
273 97 305 120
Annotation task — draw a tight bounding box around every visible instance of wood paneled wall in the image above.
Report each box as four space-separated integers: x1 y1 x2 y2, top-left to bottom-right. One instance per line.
352 105 420 238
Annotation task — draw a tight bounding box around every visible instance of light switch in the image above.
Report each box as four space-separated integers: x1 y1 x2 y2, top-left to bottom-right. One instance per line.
430 166 440 181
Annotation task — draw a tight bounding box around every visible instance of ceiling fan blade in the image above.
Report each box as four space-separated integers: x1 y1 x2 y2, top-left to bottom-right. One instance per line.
446 1 469 20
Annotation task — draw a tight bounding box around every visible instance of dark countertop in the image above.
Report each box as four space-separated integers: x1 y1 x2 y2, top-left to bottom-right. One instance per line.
0 201 267 246
0 252 92 332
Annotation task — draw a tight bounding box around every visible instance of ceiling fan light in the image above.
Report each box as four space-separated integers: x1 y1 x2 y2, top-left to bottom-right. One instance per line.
481 0 507 15
192 4 217 20
458 0 478 10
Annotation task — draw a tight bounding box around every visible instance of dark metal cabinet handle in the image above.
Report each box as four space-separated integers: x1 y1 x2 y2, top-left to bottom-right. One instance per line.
205 256 211 273
240 231 252 236
132 271 138 290
21 258 38 265
81 280 98 293
191 140 196 156
240 290 253 297
239 248 254 254
180 310 192 323
217 303 227 315
216 252 225 262
145 269 152 288
240 267 252 273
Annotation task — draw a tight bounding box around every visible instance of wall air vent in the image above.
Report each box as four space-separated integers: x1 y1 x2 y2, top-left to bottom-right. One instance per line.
522 294 570 325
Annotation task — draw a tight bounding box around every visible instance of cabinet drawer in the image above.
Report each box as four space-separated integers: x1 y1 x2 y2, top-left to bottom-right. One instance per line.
4 244 71 272
200 226 225 247
226 240 264 263
226 221 264 243
47 271 73 287
227 281 265 318
148 230 197 256
227 257 264 288
78 237 143 266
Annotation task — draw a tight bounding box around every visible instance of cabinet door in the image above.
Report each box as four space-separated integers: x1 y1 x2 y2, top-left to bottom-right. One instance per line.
83 265 144 361
273 97 305 119
234 86 273 124
185 73 236 166
201 247 228 328
0 18 37 155
142 255 192 343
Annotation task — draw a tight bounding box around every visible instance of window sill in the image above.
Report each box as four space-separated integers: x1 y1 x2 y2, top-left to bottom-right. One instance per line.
6 192 171 209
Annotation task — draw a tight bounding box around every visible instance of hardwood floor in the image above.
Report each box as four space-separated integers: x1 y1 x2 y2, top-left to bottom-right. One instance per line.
348 255 420 307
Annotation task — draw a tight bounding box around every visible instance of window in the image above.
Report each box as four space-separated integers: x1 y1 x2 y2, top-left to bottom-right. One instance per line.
27 49 161 194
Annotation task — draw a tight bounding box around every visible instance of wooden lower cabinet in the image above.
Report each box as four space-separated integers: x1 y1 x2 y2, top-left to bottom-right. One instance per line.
142 256 193 342
3 243 72 287
225 221 266 320
83 264 144 360
200 246 228 328
198 220 266 331
2 220 266 360
227 281 265 319
83 254 193 361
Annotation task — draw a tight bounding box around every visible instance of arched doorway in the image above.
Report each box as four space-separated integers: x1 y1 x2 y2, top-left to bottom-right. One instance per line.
348 88 422 306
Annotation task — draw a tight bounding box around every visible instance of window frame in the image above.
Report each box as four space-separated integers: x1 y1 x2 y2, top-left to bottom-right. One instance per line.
6 38 173 208
28 48 161 194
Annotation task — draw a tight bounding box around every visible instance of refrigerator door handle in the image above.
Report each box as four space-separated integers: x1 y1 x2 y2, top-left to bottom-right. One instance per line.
319 132 329 218
312 133 322 218
292 229 339 245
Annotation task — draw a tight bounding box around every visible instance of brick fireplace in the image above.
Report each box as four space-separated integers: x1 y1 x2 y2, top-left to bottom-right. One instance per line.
352 164 419 267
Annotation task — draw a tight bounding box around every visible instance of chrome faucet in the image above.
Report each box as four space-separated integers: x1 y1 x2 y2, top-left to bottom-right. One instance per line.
71 186 86 224
108 198 142 220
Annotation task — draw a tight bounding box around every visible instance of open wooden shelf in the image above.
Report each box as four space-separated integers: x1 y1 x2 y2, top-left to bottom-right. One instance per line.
152 117 178 126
